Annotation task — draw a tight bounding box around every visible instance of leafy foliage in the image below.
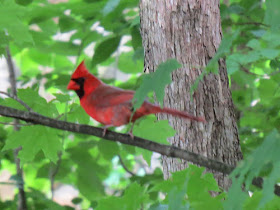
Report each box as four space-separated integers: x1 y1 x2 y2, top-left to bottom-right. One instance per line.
152 165 224 210
133 59 181 108
96 182 149 210
226 130 280 208
133 116 176 165
3 126 62 164
0 0 279 209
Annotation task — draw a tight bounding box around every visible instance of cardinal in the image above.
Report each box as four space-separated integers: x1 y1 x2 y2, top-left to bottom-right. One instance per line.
67 61 205 137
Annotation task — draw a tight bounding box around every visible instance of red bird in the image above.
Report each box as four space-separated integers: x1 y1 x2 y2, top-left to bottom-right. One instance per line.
67 61 205 136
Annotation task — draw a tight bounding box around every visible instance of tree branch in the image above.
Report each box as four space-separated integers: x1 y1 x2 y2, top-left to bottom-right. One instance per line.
0 105 234 174
0 104 279 196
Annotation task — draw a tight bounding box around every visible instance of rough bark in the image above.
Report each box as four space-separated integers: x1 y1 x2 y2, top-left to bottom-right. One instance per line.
139 0 243 190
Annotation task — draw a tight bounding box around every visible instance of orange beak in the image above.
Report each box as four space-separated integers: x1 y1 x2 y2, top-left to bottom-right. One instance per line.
67 80 80 90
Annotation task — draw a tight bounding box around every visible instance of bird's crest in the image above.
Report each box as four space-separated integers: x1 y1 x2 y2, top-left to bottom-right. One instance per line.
71 61 90 79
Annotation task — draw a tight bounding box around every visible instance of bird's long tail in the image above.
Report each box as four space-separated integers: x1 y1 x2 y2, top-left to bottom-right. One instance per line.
155 106 206 122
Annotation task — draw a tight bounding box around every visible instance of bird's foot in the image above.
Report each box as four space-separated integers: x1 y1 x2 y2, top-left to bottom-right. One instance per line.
102 125 113 137
127 123 135 139
128 131 134 139
102 128 107 137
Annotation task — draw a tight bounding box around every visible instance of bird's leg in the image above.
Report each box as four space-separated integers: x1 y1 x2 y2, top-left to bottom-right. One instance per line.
102 125 113 137
127 123 135 139
127 107 136 139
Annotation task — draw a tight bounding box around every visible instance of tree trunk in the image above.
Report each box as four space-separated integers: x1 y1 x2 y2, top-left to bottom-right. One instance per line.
139 0 243 190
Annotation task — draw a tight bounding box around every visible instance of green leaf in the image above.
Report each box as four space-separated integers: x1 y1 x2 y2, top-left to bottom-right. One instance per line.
72 197 83 205
98 140 120 160
15 0 32 6
58 15 80 33
36 160 72 181
0 0 33 45
37 19 58 36
226 51 262 75
132 47 144 61
130 26 142 50
68 146 108 200
264 0 280 29
0 31 9 47
245 51 261 63
67 103 90 124
41 42 80 56
229 130 280 208
53 93 70 103
3 126 62 164
0 88 58 117
18 88 58 117
251 29 266 38
247 39 261 50
103 0 120 16
133 59 181 109
96 182 149 210
133 116 175 165
228 4 244 14
91 36 121 67
118 51 143 74
217 33 237 55
152 166 222 209
223 178 248 210
130 16 140 27
168 186 189 210
270 59 280 69
259 49 279 59
262 30 280 47
259 166 280 208
133 116 175 144
226 56 240 75
70 1 104 19
27 188 65 210
149 204 168 210
207 30 240 73
244 191 280 210
258 79 278 105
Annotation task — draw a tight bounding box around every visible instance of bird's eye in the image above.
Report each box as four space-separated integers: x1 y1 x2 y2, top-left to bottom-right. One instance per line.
72 77 85 85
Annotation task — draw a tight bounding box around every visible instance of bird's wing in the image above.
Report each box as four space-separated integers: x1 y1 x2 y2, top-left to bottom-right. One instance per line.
87 84 135 108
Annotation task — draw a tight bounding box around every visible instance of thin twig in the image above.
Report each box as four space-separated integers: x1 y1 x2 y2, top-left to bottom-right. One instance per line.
0 182 18 185
240 65 280 77
50 102 68 199
5 46 28 210
234 21 268 27
240 66 260 76
0 91 32 112
49 152 62 200
118 155 136 176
